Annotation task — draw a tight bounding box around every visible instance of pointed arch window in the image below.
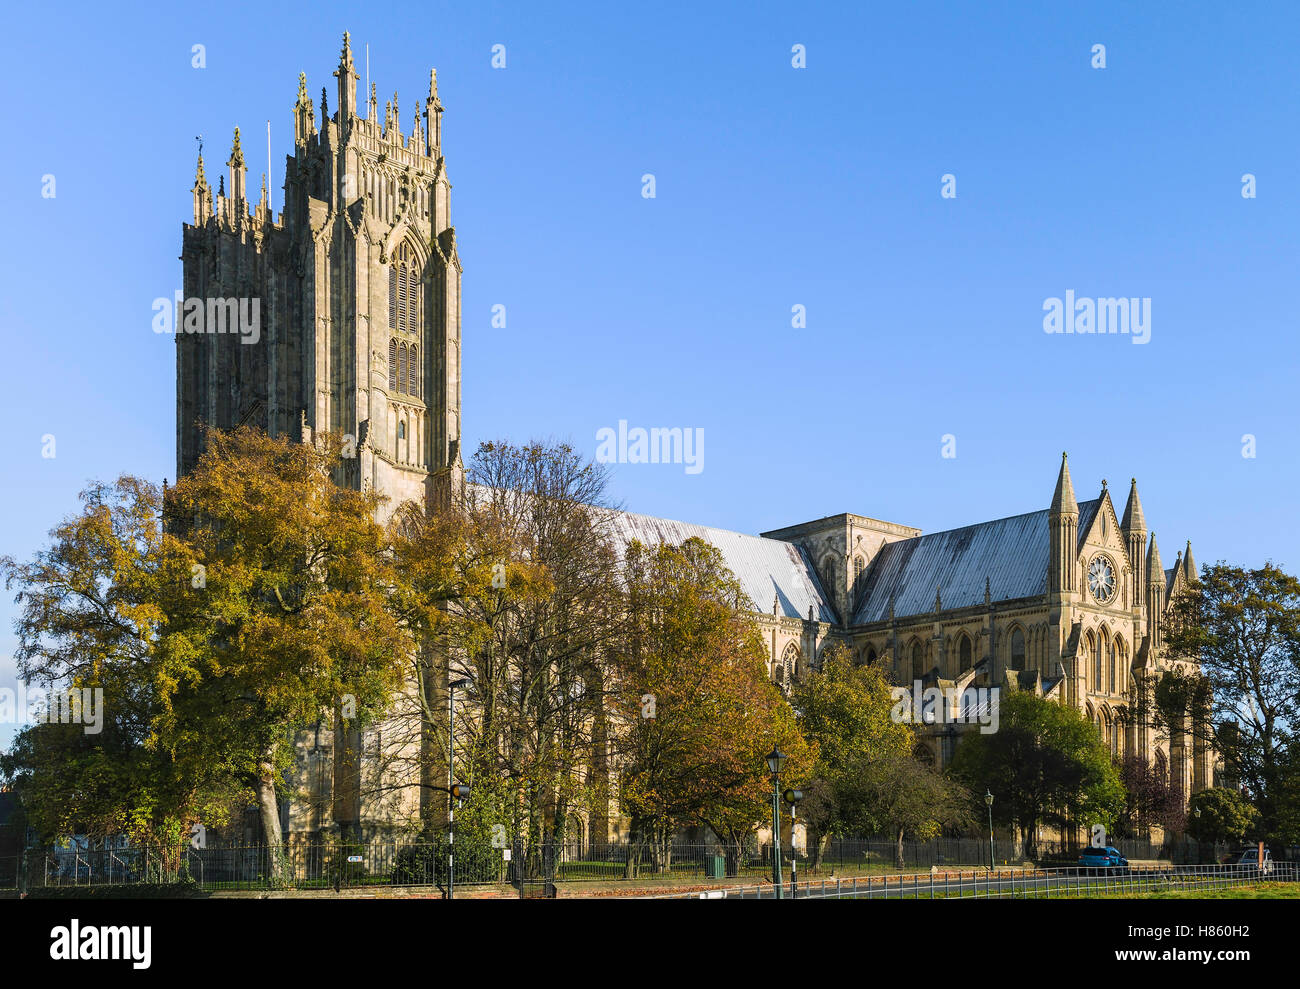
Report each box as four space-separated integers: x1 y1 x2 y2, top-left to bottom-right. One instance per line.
1010 627 1026 672
1092 631 1104 689
959 634 973 673
780 643 799 688
409 345 419 399
911 641 924 681
388 339 397 391
820 555 836 592
398 343 408 395
389 240 423 347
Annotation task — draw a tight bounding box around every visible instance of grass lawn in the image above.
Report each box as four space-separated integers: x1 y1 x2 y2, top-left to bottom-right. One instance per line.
1063 882 1300 900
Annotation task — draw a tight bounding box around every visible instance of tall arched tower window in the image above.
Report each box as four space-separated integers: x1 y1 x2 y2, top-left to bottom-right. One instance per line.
388 239 424 398
959 634 973 673
911 641 924 681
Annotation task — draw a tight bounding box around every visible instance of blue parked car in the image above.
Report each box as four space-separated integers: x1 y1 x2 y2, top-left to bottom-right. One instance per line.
1079 846 1129 871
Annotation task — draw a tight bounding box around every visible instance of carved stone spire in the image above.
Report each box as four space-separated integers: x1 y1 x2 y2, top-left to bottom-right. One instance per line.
1051 452 1078 515
334 30 358 119
191 149 210 224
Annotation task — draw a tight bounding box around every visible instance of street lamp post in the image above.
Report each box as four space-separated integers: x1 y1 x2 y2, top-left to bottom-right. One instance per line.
766 748 786 900
448 676 471 899
784 789 803 899
985 790 995 871
449 783 470 898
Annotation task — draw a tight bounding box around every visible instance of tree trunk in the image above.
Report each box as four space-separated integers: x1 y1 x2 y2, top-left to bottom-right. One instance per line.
256 747 288 886
1022 820 1038 861
895 828 905 870
808 831 827 872
654 827 672 875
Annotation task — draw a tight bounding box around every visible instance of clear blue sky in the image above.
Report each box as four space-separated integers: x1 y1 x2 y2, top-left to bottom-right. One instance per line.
1 1 1297 743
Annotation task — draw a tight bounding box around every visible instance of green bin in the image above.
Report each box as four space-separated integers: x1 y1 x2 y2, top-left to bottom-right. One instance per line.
705 854 725 879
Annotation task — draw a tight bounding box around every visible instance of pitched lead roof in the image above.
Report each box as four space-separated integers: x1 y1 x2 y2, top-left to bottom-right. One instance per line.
607 508 839 623
851 500 1101 625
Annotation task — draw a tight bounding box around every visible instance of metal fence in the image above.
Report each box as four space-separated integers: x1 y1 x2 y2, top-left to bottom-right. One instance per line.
649 861 1300 899
9 835 1295 894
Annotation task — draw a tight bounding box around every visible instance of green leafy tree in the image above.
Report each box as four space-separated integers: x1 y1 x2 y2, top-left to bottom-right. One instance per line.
1163 562 1300 840
791 643 913 867
1186 787 1260 845
850 753 972 868
948 691 1125 858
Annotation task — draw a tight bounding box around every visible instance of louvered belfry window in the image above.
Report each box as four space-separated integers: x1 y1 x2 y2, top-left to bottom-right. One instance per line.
398 267 408 332
387 241 423 397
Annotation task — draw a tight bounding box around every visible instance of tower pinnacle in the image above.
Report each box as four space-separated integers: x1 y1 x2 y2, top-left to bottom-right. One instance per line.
1050 452 1078 515
1121 477 1146 532
333 32 357 120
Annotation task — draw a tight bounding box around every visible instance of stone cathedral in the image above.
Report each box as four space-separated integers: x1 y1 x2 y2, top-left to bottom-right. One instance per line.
177 36 1211 844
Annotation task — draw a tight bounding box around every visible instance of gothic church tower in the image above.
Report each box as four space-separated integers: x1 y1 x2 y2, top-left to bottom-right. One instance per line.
178 32 464 513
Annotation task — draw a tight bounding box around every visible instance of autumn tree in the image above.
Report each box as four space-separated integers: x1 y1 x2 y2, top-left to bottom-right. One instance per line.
0 477 239 847
159 426 410 874
447 440 625 868
1114 753 1184 839
614 537 813 875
